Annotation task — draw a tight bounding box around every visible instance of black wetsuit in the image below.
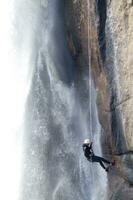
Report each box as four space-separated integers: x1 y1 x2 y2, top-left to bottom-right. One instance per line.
82 143 111 170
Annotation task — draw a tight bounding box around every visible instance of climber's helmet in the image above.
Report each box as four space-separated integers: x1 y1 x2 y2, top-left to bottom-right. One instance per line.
83 139 91 145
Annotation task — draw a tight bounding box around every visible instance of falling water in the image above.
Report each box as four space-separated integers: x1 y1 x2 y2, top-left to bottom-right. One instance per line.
0 0 107 199
0 0 35 199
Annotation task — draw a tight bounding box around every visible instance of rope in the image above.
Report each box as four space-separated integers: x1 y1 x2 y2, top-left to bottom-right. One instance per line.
88 0 95 194
88 0 93 141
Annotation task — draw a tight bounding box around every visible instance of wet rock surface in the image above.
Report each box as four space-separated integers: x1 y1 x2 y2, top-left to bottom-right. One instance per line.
105 0 133 198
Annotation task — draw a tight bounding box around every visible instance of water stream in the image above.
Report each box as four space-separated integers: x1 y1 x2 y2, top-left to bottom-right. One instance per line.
0 0 107 200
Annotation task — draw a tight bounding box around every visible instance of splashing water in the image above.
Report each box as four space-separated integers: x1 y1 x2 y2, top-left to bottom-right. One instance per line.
0 0 38 199
0 0 107 199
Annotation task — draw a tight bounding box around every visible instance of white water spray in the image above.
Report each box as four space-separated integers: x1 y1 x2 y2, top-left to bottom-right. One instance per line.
0 0 37 199
0 0 108 199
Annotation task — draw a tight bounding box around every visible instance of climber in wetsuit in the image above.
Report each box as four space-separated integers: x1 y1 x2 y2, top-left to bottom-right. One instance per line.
82 139 115 172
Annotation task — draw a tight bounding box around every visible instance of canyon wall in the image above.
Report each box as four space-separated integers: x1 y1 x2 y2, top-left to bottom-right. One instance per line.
65 0 133 199
105 0 133 198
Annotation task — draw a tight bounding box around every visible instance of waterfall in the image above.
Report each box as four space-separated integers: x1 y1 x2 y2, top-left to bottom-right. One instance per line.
0 0 107 199
0 0 35 199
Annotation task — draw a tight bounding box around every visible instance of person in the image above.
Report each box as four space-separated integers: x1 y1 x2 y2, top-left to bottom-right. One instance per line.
82 139 115 172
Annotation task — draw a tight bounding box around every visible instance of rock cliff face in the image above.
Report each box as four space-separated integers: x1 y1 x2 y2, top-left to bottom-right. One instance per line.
105 0 133 198
65 0 133 199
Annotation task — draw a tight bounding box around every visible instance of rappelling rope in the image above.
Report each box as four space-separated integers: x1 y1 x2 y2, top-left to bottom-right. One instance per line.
88 0 95 191
88 0 93 143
